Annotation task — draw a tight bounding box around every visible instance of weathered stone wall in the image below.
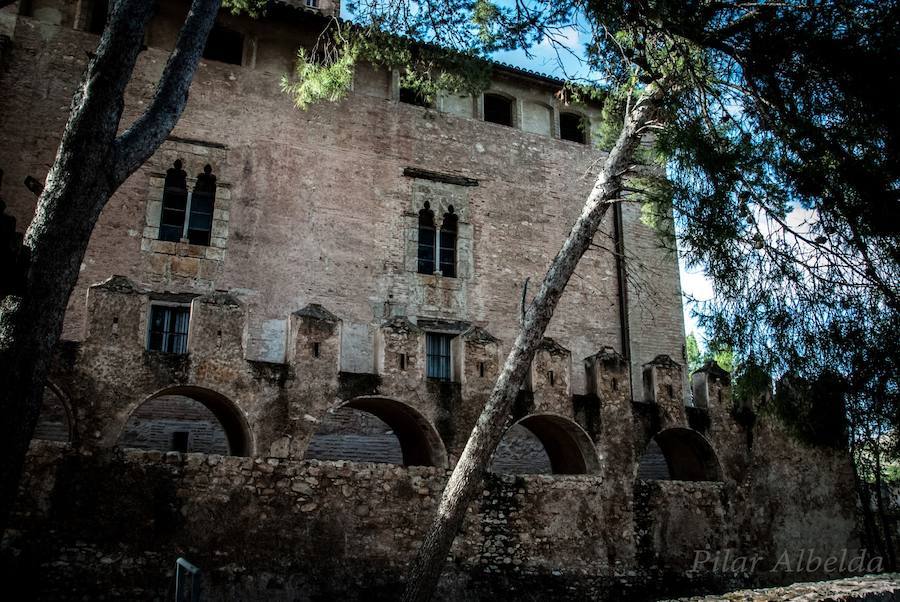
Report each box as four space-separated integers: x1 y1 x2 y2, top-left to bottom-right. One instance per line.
4 439 870 601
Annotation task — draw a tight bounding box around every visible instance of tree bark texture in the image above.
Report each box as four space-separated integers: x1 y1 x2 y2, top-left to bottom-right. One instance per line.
401 83 665 601
0 0 222 532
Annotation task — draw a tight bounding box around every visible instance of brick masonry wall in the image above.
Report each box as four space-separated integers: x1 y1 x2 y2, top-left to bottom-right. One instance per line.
0 7 676 398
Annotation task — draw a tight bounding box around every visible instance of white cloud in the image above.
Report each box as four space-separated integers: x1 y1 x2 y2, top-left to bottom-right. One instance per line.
539 26 581 51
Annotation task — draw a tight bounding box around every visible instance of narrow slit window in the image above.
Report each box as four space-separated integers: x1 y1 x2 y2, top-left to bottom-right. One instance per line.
549 370 555 387
479 362 485 378
560 112 587 144
399 353 407 370
426 333 453 381
484 93 514 126
148 304 190 354
312 342 321 358
417 202 436 274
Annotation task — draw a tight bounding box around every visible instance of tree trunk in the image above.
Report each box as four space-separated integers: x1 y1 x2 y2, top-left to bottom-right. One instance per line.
401 83 664 601
0 0 222 533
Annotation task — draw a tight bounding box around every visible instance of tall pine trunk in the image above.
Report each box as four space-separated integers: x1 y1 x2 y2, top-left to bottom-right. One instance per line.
402 83 665 601
0 0 222 532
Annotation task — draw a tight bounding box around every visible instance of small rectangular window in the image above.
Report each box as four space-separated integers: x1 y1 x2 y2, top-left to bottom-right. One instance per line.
148 304 190 354
312 342 321 358
306 0 319 6
426 333 453 381
399 353 406 370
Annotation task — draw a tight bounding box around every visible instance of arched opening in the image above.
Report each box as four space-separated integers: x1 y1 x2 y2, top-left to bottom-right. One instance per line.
559 112 588 144
484 93 514 127
305 397 448 467
120 386 251 456
417 201 436 275
491 414 600 475
33 383 73 443
637 428 722 481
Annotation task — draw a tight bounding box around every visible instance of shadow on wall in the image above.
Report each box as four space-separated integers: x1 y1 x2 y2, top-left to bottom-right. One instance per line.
304 397 449 468
33 384 73 443
637 427 722 482
491 414 600 475
118 386 252 456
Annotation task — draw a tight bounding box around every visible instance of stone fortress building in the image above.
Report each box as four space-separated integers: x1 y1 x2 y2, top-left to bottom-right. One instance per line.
0 1 866 599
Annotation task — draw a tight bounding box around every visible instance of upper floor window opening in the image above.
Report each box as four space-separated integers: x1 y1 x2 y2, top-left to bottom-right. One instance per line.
399 85 431 108
439 206 458 278
417 202 436 274
306 0 320 6
203 23 244 66
426 332 454 381
148 303 190 354
484 93 514 127
159 161 217 246
416 202 458 278
560 112 587 144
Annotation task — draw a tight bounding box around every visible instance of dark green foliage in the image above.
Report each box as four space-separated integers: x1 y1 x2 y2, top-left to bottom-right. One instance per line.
770 372 849 450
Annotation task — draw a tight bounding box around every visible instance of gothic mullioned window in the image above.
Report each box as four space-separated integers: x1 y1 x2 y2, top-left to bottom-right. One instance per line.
417 202 458 277
159 161 217 246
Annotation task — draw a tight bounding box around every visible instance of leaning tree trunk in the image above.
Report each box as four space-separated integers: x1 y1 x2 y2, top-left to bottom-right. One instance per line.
0 0 222 532
401 83 665 601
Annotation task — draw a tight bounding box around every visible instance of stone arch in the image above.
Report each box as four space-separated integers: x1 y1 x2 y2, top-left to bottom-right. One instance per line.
492 413 600 475
305 396 448 468
33 381 75 443
119 385 252 456
637 427 722 482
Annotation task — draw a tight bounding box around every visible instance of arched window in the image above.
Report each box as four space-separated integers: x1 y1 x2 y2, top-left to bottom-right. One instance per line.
305 397 448 467
484 93 514 127
636 428 722 482
491 414 600 475
158 162 217 246
417 202 436 274
188 165 216 246
439 206 458 277
560 112 587 144
159 160 188 242
120 386 250 456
